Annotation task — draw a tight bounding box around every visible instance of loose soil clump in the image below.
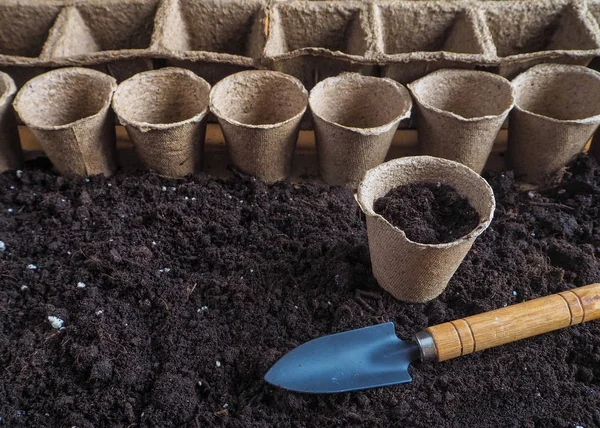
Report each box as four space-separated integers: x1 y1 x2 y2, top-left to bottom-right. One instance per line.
374 182 480 244
1 156 600 427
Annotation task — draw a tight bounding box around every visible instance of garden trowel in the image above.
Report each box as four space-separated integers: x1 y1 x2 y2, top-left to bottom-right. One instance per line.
265 283 600 393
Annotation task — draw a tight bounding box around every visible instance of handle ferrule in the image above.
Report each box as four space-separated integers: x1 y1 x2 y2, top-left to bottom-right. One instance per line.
414 330 437 363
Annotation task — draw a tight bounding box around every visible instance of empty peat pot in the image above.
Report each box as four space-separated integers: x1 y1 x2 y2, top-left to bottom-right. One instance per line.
408 69 514 174
508 64 600 184
112 67 211 177
0 71 22 173
13 67 117 177
309 73 412 188
209 70 308 182
356 156 495 303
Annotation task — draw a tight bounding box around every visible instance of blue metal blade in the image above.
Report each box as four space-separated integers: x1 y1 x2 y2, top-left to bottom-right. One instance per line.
264 322 419 393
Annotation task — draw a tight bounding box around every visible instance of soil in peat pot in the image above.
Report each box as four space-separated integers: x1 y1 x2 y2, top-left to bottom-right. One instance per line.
1 156 600 427
373 182 480 244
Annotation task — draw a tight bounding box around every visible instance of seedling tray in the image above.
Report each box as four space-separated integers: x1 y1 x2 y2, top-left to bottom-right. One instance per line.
2 0 600 89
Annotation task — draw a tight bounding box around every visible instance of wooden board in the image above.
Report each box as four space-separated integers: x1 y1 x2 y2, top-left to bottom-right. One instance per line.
18 124 509 179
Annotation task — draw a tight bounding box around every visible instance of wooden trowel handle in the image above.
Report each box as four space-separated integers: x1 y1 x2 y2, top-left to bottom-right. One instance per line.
423 283 600 362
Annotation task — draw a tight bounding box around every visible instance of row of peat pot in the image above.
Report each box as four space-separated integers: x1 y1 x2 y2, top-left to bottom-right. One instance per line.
2 64 600 186
0 64 594 304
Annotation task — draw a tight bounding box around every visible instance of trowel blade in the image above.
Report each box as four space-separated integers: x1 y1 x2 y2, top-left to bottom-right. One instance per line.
264 322 420 393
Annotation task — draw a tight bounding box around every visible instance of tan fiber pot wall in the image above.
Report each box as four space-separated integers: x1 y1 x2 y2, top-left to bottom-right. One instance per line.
210 70 308 182
508 64 600 184
0 71 22 172
112 67 211 177
310 73 412 188
408 69 514 173
13 67 118 177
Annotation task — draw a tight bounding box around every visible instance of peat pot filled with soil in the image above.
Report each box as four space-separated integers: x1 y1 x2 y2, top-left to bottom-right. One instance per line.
357 156 495 302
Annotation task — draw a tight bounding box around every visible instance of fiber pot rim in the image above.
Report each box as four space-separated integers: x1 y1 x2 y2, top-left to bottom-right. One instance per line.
511 63 600 125
209 70 308 130
308 73 412 135
356 155 496 249
13 67 117 131
112 67 211 131
407 69 515 123
0 72 17 107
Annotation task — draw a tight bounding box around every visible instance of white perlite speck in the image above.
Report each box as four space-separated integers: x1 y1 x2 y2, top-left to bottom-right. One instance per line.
95 310 104 316
77 282 86 288
27 264 37 270
0 241 5 252
201 306 208 311
512 291 518 296
216 361 221 367
48 316 64 329
161 186 167 191
7 208 13 213
21 285 28 291
16 170 23 178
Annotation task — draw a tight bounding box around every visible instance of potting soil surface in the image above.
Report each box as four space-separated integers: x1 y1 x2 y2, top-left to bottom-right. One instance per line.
373 182 480 244
2 156 600 427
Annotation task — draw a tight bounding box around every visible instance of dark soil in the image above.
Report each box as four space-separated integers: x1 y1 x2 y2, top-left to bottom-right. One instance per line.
373 182 481 244
1 156 600 428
